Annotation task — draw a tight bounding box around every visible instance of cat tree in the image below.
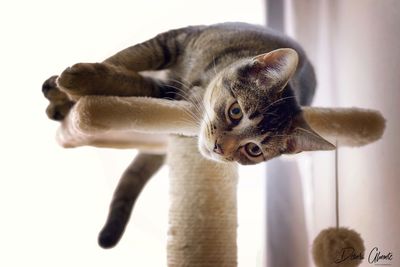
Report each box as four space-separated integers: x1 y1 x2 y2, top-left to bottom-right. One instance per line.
56 95 384 266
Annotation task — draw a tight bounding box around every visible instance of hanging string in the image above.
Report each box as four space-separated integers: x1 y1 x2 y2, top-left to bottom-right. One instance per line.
335 141 339 229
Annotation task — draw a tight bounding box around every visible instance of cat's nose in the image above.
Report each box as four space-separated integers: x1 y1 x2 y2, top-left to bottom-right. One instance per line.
213 136 237 156
213 142 224 155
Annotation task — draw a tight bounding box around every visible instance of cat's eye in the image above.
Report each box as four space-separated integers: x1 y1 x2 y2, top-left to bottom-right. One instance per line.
228 102 243 121
245 142 262 157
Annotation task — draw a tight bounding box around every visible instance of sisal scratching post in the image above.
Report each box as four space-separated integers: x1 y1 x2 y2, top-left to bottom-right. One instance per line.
167 136 238 267
53 97 239 266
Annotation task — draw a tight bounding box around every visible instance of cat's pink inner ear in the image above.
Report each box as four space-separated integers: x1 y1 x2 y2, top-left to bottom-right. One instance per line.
255 48 299 88
286 113 336 153
287 129 336 153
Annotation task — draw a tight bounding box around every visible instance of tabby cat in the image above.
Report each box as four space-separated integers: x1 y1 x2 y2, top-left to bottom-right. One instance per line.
42 22 334 248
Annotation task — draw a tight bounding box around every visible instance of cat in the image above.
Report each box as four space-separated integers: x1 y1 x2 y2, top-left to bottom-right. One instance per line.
42 22 334 248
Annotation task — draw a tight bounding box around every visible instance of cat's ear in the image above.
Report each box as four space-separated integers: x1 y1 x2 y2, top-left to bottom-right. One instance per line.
285 113 335 153
254 48 299 90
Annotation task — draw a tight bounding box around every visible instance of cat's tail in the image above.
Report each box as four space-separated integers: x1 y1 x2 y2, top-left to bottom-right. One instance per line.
98 152 165 249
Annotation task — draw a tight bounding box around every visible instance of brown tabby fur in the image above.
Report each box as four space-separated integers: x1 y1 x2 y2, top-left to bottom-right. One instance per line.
42 22 334 248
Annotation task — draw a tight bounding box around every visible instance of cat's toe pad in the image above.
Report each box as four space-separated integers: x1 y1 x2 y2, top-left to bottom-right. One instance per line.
42 75 74 121
46 102 74 121
42 75 61 99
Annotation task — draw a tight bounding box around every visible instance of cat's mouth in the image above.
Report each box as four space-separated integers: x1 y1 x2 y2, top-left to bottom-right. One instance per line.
198 141 234 163
198 123 234 163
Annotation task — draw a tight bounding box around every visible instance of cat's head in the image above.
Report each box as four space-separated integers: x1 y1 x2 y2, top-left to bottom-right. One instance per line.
198 48 335 165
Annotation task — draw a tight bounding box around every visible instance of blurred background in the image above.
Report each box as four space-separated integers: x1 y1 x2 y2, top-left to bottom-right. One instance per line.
0 0 399 266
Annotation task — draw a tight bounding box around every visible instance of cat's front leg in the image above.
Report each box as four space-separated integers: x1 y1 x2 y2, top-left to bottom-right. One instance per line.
57 63 163 100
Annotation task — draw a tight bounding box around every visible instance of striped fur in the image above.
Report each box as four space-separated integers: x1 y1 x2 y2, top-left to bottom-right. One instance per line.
42 22 335 247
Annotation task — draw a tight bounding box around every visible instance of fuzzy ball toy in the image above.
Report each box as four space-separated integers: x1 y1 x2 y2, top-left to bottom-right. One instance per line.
312 227 365 267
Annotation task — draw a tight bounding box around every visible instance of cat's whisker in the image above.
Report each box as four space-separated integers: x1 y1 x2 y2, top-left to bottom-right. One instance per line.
166 96 203 121
180 102 203 122
164 85 191 100
189 96 205 115
176 118 201 128
264 96 296 112
165 78 209 125
174 76 196 90
205 117 214 137
182 113 200 126
162 94 201 123
168 77 203 102
187 96 207 122
212 55 218 76
162 96 200 119
167 78 193 92
182 110 202 126
264 112 280 118
188 89 212 128
164 80 191 96
194 96 207 119
164 85 204 117
180 106 201 122
185 102 204 120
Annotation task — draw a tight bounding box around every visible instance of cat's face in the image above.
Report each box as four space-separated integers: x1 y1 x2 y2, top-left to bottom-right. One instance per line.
199 48 334 165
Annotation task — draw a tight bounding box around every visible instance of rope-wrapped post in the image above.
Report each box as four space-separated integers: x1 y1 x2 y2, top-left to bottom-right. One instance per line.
167 135 238 267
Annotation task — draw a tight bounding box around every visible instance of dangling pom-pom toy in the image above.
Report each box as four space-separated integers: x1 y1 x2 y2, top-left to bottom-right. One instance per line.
312 146 365 267
312 227 365 267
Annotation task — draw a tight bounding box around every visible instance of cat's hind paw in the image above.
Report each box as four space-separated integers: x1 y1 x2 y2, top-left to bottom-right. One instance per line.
42 75 74 121
57 62 112 98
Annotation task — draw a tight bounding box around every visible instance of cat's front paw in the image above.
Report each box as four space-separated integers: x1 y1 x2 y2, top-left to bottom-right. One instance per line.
57 62 112 97
42 75 74 121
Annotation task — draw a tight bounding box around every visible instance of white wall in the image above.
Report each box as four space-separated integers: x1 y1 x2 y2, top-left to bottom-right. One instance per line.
0 1 266 266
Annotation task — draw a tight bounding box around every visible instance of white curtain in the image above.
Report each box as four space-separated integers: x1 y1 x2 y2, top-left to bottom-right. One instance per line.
265 1 400 266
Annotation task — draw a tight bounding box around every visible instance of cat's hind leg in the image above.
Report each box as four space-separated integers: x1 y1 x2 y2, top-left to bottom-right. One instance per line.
56 28 195 99
57 63 165 100
98 153 165 248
